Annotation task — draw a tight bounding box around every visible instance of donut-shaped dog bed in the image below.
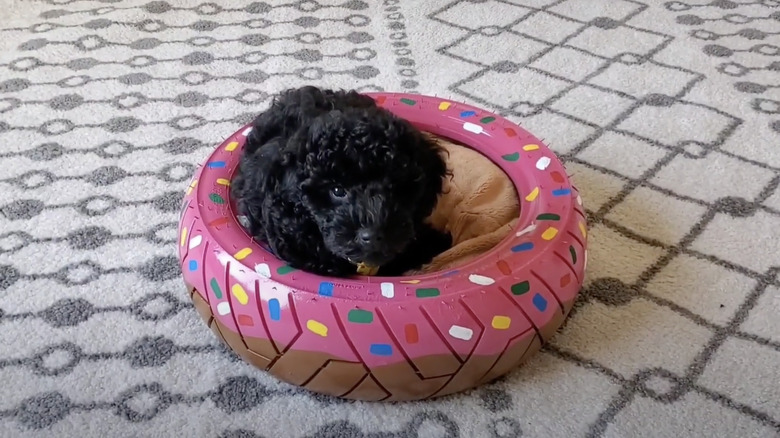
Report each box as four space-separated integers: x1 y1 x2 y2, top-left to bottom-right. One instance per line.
177 93 588 401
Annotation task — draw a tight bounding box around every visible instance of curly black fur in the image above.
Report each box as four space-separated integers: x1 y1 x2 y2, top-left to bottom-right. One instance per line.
231 86 452 277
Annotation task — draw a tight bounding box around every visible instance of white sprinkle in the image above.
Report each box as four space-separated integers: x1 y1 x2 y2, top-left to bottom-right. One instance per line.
242 127 253 136
255 263 271 278
381 282 394 298
577 194 583 206
217 302 231 315
463 122 483 134
516 223 537 237
583 250 588 271
468 274 495 286
188 235 202 249
536 156 551 170
449 325 474 341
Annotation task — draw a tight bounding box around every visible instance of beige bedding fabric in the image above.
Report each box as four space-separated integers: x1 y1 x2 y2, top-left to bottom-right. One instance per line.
1 1 779 437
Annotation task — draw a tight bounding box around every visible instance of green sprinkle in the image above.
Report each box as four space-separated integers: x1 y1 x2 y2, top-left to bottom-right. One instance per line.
502 152 520 162
480 116 496 124
416 288 440 298
276 265 296 275
347 309 374 324
569 246 577 264
400 98 416 106
536 213 561 221
511 281 530 296
209 193 225 204
210 278 223 299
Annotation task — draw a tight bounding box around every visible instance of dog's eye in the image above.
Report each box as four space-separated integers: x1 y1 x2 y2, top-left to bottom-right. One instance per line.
330 187 347 198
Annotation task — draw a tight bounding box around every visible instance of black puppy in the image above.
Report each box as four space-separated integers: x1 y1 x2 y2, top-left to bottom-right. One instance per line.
231 86 451 277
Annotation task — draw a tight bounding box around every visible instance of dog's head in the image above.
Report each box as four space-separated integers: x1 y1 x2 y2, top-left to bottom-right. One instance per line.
280 107 447 267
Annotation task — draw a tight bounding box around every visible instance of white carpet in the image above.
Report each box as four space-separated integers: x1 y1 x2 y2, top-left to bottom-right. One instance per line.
1 0 779 437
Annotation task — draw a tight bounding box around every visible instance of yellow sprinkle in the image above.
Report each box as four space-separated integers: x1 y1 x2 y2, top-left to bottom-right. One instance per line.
186 179 198 195
307 319 328 337
180 227 187 247
522 144 540 151
231 284 248 305
225 141 239 152
438 102 452 110
491 316 511 330
579 222 587 239
542 227 559 240
216 178 231 186
234 248 252 260
400 279 421 284
525 187 539 202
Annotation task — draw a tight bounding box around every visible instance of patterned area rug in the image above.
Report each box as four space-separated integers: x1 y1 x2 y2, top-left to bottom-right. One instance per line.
1 0 779 437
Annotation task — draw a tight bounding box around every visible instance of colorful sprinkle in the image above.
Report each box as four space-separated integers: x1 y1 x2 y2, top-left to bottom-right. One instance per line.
560 273 571 287
504 127 517 137
307 319 328 337
516 223 537 237
511 281 530 296
577 194 583 206
460 110 476 117
491 316 511 330
186 179 198 195
449 325 474 341
551 171 565 183
242 127 252 136
480 116 496 124
225 141 239 152
511 242 534 252
188 260 198 271
536 213 560 221
238 315 254 326
579 222 587 239
497 260 512 275
231 284 248 305
217 302 230 315
416 288 440 298
532 293 548 312
180 227 188 246
542 227 559 240
469 274 495 286
536 157 551 170
347 309 373 324
255 263 271 278
400 98 416 105
233 248 252 260
502 152 520 162
207 161 226 169
189 235 202 249
405 324 419 344
570 246 577 264
400 279 421 284
318 282 334 297
443 270 460 277
209 193 225 204
552 188 572 197
374 96 386 105
380 282 394 298
277 265 295 275
208 217 230 227
584 250 589 270
522 144 539 151
463 122 483 134
216 178 231 186
210 278 223 299
370 344 393 356
438 102 452 110
268 298 281 321
525 187 540 201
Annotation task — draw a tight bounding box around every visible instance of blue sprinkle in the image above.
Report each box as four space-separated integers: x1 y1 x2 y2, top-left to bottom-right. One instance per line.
552 188 572 197
532 293 548 312
207 161 226 168
318 282 334 297
511 242 534 252
370 344 393 356
268 299 281 321
460 110 476 118
443 270 460 277
188 260 198 271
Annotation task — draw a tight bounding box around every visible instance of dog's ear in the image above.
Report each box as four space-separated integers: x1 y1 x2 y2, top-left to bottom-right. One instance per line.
409 131 449 220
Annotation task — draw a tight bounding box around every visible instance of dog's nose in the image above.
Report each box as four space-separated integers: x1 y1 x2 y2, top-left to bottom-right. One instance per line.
358 229 381 244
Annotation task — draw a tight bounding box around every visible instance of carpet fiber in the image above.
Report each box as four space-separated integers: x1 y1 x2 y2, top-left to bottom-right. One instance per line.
1 0 779 437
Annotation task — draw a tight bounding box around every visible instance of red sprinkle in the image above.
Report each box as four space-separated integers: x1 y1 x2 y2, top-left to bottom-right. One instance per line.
374 96 387 105
504 127 517 137
551 171 565 183
237 315 254 326
497 260 512 275
560 274 571 287
208 217 230 227
404 324 419 344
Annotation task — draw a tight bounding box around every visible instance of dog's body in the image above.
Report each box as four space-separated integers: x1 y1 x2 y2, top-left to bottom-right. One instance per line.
231 86 451 277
